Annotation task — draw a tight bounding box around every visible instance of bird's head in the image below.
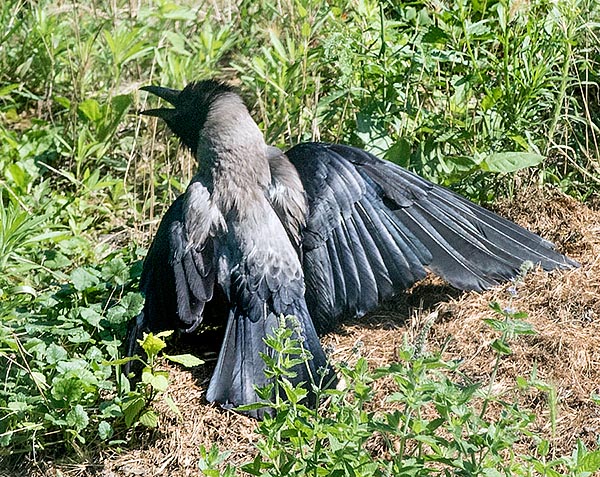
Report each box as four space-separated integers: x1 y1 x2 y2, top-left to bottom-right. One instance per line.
140 79 237 154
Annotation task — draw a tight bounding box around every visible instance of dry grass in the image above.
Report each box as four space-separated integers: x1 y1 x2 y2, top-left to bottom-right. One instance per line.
10 188 600 476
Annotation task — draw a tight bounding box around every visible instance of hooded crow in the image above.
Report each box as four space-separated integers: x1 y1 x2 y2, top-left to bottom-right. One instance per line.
126 79 577 417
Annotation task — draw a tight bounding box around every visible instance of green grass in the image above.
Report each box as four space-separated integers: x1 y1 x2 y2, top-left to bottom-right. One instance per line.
0 0 599 472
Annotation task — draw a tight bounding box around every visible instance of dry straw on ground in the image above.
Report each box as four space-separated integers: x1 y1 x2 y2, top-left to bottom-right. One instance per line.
12 188 600 477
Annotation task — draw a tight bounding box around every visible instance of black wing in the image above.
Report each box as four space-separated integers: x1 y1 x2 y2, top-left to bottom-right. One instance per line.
125 195 216 359
286 142 577 334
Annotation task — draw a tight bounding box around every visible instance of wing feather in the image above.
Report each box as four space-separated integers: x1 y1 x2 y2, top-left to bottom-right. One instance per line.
285 142 577 334
125 191 218 362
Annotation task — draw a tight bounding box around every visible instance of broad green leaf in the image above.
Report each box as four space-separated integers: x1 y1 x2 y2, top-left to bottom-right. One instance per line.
164 353 204 367
122 396 145 427
139 332 167 357
578 450 600 472
101 257 129 285
100 402 122 419
66 404 89 432
31 372 47 389
481 152 544 173
106 305 127 324
51 377 83 403
121 292 144 316
80 307 102 327
70 267 100 291
150 373 168 392
98 421 113 440
47 343 68 364
142 370 169 391
138 410 158 428
7 401 29 412
67 329 92 344
422 25 449 43
78 99 102 123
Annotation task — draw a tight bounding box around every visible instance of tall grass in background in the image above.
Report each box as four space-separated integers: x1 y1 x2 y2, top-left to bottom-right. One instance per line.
0 0 598 466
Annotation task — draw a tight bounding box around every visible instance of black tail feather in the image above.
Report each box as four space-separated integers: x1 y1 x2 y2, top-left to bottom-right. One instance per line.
206 305 334 418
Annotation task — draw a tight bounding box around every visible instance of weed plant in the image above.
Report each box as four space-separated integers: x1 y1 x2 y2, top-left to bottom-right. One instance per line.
199 315 600 477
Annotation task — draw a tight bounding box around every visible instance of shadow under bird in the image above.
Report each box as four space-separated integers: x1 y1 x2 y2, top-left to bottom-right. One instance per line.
126 79 577 417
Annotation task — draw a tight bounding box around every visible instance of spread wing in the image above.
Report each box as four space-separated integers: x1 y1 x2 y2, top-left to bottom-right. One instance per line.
125 191 216 359
285 142 577 334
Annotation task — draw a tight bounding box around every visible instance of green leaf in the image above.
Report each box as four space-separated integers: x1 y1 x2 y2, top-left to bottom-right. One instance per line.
111 94 132 119
70 267 100 291
31 371 48 388
164 354 204 367
47 343 68 364
121 292 144 317
51 377 84 403
98 421 113 440
483 318 506 331
490 338 512 355
139 332 167 358
54 95 71 109
509 319 536 335
6 163 27 189
100 402 122 419
122 396 145 427
268 29 288 61
101 257 129 285
480 152 545 173
80 307 102 327
78 98 102 123
138 410 159 428
578 450 600 473
7 401 29 412
106 293 143 325
301 21 311 38
422 25 449 44
482 469 503 477
537 439 550 457
142 371 168 392
66 404 89 432
0 83 19 98
67 328 92 344
385 138 411 166
241 454 266 476
106 305 127 324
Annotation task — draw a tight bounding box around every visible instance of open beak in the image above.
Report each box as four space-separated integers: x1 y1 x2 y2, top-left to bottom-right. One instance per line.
140 85 181 119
